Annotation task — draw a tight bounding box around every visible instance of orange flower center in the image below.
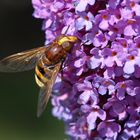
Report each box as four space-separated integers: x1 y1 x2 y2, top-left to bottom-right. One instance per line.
130 2 135 7
121 83 126 89
129 55 135 60
102 15 108 19
112 51 117 56
84 16 89 21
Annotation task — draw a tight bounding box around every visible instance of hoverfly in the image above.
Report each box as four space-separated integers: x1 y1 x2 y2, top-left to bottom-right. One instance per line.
0 34 78 117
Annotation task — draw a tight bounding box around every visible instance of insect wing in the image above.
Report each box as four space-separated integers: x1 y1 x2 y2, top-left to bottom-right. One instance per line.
37 62 62 117
0 47 46 72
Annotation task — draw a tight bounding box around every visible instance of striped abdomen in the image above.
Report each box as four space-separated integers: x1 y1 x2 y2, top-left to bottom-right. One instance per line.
35 56 55 88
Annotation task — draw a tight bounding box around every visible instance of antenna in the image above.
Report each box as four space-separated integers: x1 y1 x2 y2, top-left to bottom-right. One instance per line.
63 25 70 35
80 40 89 47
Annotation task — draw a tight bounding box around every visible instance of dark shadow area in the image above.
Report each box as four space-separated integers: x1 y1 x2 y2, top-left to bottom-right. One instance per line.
0 1 65 140
0 0 44 58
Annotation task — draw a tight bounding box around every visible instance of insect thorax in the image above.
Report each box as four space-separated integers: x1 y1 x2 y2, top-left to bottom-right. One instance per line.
45 43 66 64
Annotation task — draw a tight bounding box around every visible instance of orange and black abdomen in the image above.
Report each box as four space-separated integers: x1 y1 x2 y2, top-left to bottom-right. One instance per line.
35 57 55 88
45 43 66 64
35 43 67 88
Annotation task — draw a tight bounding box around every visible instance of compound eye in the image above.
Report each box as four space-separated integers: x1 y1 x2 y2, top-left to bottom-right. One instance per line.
62 41 72 52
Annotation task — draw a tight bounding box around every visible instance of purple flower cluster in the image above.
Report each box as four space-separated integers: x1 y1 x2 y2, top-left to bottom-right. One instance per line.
32 0 140 139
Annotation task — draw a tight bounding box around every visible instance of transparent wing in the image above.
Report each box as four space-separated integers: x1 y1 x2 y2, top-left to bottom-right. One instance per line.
0 47 46 72
37 62 62 117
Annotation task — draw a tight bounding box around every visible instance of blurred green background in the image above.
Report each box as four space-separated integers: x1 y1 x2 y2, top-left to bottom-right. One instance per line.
0 0 66 140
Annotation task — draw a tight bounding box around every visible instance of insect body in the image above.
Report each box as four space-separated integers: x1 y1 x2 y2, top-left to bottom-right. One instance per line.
0 35 78 117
